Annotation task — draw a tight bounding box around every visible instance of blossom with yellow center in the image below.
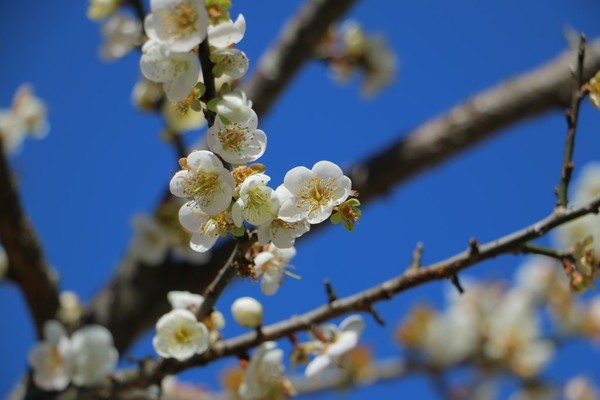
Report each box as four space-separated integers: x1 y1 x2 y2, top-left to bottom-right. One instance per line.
231 174 278 227
208 109 266 164
145 0 209 53
178 202 233 252
170 150 235 215
153 309 209 361
279 161 352 224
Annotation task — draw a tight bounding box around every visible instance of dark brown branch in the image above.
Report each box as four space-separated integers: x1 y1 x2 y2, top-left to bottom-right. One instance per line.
239 0 358 117
83 39 600 354
0 138 60 337
106 193 600 391
555 34 588 208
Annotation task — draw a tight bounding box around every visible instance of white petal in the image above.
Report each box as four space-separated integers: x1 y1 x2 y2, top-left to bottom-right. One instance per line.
178 203 208 232
305 355 331 378
312 160 343 180
190 231 218 252
163 53 200 101
208 14 246 48
283 166 313 194
169 170 190 197
306 204 334 224
260 273 280 295
187 149 221 170
231 199 244 227
327 331 359 358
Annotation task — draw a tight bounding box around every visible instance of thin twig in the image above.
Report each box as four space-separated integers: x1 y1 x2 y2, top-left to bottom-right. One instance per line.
324 279 337 304
518 242 572 262
555 34 588 209
198 39 217 127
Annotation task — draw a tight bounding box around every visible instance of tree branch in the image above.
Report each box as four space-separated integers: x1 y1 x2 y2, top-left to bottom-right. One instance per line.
0 138 60 338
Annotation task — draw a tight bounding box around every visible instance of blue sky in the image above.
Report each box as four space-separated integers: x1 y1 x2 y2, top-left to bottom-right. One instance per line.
1 0 600 398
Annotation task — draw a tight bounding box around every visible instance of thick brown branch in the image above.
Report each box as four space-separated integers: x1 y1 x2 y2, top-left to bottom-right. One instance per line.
0 138 60 337
240 0 358 117
83 39 600 354
106 194 600 391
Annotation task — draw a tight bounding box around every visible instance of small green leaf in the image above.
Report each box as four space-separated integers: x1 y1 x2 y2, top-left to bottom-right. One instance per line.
207 98 220 113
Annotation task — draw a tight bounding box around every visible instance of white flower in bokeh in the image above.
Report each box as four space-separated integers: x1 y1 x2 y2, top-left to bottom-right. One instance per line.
170 150 235 215
57 291 83 327
153 309 209 361
305 315 365 378
141 40 200 102
145 0 209 52
216 89 253 121
232 174 278 227
87 0 119 21
207 109 266 164
168 290 204 312
254 244 297 295
231 297 263 328
11 84 49 138
239 341 290 400
132 77 164 112
28 320 72 391
70 325 119 386
208 14 246 48
279 161 352 224
564 376 600 400
361 35 397 97
99 13 143 62
129 214 170 266
163 99 206 133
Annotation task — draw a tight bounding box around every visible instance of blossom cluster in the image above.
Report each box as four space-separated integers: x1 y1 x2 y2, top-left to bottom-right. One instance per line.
0 84 48 154
396 257 600 385
28 320 118 391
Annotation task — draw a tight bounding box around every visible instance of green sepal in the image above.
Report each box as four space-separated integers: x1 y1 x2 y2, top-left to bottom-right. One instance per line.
207 98 220 113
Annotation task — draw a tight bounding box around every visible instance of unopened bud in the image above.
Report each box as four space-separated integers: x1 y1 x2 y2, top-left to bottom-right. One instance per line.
231 297 263 328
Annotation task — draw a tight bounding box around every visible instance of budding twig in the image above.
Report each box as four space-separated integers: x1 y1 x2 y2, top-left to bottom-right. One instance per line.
324 279 338 304
555 34 588 209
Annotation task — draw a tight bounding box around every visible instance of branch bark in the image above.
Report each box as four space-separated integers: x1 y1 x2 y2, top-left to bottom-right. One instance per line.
0 138 59 338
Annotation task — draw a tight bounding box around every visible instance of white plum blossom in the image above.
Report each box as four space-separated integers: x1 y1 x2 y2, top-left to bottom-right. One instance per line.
167 291 225 344
279 161 352 224
361 35 397 97
216 88 253 121
231 297 263 328
140 40 200 102
253 244 297 295
257 185 310 248
232 174 278 227
99 14 143 62
57 291 83 326
239 341 290 400
170 150 235 215
305 315 365 378
28 320 72 391
208 14 246 48
132 77 164 112
207 109 266 164
144 0 209 53
28 321 119 390
207 14 249 79
210 48 249 79
178 202 232 252
70 325 119 386
129 214 170 266
153 309 210 361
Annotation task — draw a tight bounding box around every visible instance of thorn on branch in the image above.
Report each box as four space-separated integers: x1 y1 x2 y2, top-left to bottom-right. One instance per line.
468 238 480 256
324 279 337 304
409 242 424 271
368 306 385 326
450 274 465 295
